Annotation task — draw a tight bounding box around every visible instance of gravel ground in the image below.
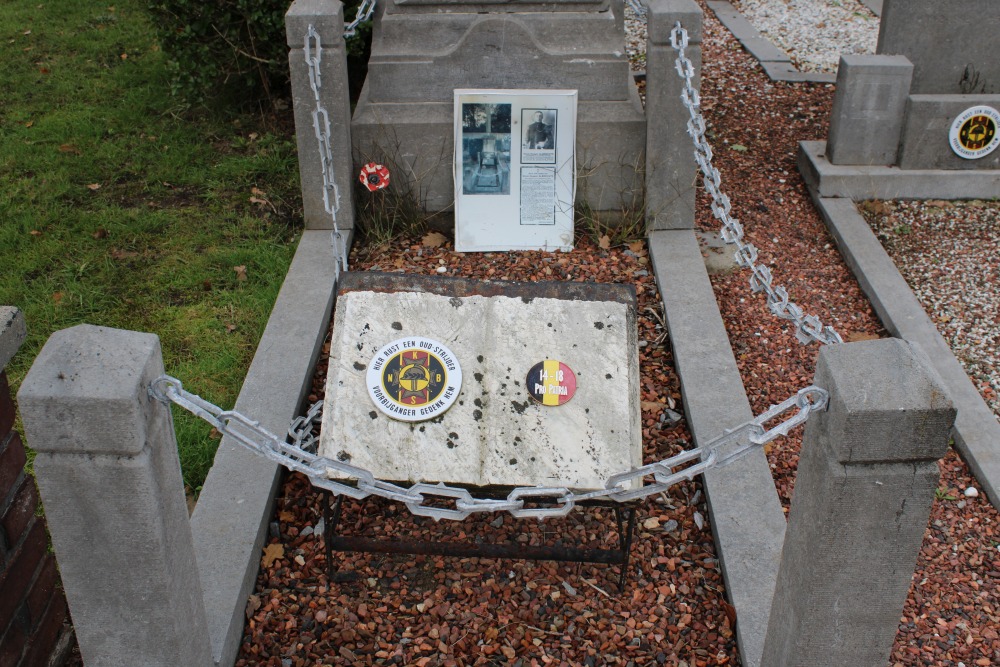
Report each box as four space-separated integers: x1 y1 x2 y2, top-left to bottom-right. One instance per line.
730 0 878 73
233 2 1000 666
862 200 1000 420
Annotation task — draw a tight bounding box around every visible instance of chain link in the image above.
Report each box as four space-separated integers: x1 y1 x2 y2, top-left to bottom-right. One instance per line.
152 374 827 521
670 22 843 346
305 26 349 276
344 0 377 38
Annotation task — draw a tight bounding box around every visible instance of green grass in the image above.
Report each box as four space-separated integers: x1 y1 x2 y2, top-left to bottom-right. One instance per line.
1 0 303 491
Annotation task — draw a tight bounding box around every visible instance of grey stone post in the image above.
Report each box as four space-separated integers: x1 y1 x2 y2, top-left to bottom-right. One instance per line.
287 0 355 231
645 0 701 230
761 339 955 666
17 325 212 667
827 55 913 166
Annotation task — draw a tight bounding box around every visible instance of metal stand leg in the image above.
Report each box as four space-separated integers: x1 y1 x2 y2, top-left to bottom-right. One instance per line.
615 505 638 592
323 490 345 580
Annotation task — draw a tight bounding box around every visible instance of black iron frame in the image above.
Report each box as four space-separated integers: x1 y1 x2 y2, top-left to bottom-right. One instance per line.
322 490 638 591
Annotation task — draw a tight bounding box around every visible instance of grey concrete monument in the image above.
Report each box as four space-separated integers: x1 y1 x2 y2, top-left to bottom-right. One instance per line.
351 0 646 213
877 0 1000 95
801 0 1000 192
826 55 912 166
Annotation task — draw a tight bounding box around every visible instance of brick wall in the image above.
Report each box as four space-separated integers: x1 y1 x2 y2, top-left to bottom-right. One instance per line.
0 371 71 667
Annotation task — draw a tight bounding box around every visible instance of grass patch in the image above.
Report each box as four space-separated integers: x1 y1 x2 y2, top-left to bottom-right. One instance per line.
1 0 303 491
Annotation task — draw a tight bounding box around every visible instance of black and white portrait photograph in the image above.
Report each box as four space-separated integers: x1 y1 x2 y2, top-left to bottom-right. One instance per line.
521 109 557 164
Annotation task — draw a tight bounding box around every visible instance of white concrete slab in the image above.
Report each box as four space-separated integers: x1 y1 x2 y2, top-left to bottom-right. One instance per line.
320 274 641 490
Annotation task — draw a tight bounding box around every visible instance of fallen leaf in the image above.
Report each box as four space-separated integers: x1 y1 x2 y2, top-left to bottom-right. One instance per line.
598 234 611 250
202 280 212 291
251 186 265 196
234 265 247 281
278 510 295 522
422 231 448 248
92 228 108 239
261 543 284 568
24 121 33 128
52 292 64 304
628 240 647 256
86 183 101 191
640 401 662 412
119 52 127 60
23 29 31 35
29 230 42 236
38 67 49 74
245 594 261 619
226 323 237 333
59 143 80 154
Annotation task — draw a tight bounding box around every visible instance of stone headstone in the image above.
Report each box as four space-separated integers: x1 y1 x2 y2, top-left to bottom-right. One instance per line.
877 0 1000 95
351 0 645 213
826 55 912 166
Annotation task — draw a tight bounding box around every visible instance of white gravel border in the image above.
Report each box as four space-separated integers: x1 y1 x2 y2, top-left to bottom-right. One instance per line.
865 200 1000 421
728 0 878 72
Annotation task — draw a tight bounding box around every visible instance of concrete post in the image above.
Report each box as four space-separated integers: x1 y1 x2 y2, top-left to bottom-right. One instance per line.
827 54 913 166
645 0 701 230
761 339 956 666
287 0 355 231
17 324 212 667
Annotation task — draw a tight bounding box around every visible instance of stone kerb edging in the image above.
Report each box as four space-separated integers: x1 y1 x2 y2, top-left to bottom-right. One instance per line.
190 230 346 667
808 195 1000 508
648 229 784 667
0 307 27 371
705 1 837 84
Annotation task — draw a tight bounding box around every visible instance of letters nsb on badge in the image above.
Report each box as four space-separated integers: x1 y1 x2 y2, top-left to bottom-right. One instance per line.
366 337 462 422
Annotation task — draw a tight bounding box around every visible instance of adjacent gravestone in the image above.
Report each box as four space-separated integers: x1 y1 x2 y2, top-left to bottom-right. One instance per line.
351 0 645 214
877 0 1000 95
813 0 1000 175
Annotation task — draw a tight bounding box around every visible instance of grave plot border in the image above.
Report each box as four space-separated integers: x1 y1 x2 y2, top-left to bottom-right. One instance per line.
704 0 837 84
190 229 349 667
804 194 1000 509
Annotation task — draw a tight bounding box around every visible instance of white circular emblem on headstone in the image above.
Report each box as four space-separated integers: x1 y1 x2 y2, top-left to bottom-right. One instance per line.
366 337 462 422
949 105 1000 159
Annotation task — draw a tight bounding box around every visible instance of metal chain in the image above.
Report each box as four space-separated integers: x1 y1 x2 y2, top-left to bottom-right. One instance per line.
344 0 377 38
305 26 349 275
670 23 843 346
151 375 827 521
627 0 647 17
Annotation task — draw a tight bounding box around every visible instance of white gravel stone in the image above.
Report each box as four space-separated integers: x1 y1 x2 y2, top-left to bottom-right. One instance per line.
625 0 877 74
865 200 1000 424
731 0 878 72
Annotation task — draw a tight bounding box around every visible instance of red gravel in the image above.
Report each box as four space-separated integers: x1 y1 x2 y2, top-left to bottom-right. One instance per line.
234 3 1000 666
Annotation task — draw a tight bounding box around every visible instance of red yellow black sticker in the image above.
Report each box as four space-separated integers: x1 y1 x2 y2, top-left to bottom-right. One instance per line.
949 106 1000 159
366 337 462 422
526 360 577 406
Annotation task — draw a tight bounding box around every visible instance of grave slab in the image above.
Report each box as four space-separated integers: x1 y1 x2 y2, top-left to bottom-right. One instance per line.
320 273 641 490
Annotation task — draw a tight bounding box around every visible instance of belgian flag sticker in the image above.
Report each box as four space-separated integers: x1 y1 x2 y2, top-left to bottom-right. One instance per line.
526 360 577 406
